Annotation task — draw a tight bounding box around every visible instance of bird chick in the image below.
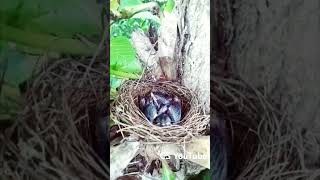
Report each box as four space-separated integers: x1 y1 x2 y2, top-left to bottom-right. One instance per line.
167 96 181 124
143 97 158 123
158 105 168 115
151 91 172 107
156 113 171 127
139 96 146 110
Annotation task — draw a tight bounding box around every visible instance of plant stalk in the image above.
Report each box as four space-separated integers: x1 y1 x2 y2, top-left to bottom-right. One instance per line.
0 24 97 56
110 69 140 79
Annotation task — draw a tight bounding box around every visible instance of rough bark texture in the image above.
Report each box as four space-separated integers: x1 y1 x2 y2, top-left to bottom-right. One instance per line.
231 0 320 167
176 0 210 113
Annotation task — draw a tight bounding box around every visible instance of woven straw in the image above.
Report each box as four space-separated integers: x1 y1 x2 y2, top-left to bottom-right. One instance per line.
111 80 210 144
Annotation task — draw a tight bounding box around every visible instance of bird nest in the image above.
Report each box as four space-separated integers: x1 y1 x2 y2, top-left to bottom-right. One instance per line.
211 76 319 179
0 55 109 179
111 80 209 144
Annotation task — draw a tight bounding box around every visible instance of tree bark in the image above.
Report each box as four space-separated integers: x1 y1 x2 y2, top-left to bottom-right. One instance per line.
230 0 320 167
176 0 211 113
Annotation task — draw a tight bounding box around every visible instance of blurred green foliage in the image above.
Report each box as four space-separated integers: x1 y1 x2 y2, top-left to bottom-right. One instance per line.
0 0 102 37
161 160 176 180
188 169 210 180
0 0 103 125
110 36 142 74
111 18 159 38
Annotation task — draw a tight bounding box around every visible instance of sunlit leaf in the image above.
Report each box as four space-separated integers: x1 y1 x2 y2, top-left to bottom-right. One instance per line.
110 88 118 100
161 160 176 180
132 11 160 24
110 36 142 73
111 18 158 38
110 0 120 16
110 69 140 79
110 76 123 89
119 0 143 10
164 0 175 13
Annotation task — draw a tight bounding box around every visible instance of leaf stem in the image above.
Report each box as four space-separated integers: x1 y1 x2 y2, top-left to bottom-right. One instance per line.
0 24 97 56
110 69 140 79
120 2 160 19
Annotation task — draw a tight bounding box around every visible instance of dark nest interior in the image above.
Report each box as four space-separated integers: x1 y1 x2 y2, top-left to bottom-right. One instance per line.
111 80 209 144
211 76 317 179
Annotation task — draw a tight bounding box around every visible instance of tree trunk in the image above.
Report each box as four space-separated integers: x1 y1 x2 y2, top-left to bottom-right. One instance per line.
176 0 211 113
230 0 320 167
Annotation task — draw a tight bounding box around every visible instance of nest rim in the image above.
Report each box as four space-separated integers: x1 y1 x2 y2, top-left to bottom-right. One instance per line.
111 80 210 144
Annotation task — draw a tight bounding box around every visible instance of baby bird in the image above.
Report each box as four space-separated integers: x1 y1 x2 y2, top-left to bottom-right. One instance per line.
156 113 171 127
167 96 181 124
143 97 158 123
139 92 182 127
139 96 146 110
151 91 172 107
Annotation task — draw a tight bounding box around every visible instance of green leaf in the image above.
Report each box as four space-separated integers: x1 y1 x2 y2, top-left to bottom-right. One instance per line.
110 76 123 90
142 0 167 2
119 0 143 10
110 36 142 73
187 169 210 180
161 160 176 180
0 43 29 124
110 88 118 100
0 24 97 56
0 43 37 89
109 118 116 127
110 0 120 16
111 18 159 38
0 0 102 38
131 11 160 24
110 69 140 79
164 0 175 13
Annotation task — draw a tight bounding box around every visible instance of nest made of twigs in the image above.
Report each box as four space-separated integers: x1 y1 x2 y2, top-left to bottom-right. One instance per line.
211 76 320 180
111 80 209 144
0 51 109 179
